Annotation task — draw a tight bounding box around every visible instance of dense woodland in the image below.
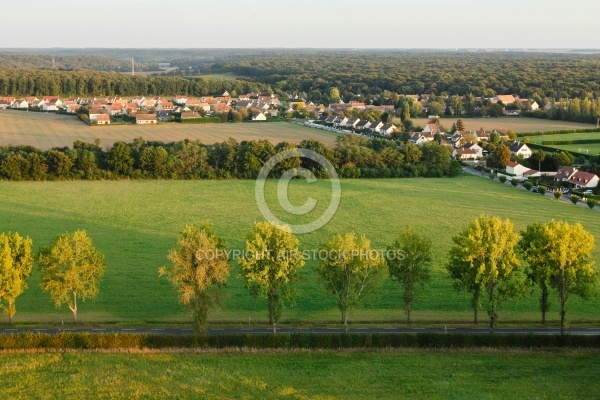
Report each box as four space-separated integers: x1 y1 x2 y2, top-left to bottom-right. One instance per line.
0 136 461 181
213 52 600 101
2 51 600 102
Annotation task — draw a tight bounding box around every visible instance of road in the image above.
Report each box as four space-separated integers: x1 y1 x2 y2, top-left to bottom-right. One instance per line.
1 327 600 335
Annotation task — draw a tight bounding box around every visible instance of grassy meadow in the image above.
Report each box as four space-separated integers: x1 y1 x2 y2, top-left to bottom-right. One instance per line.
0 349 597 399
0 175 599 327
408 117 596 133
0 110 337 150
523 131 600 155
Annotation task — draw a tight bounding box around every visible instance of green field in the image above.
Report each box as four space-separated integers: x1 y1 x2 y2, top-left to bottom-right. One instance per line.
408 117 596 133
0 111 338 150
0 349 597 399
523 131 600 155
1 176 599 327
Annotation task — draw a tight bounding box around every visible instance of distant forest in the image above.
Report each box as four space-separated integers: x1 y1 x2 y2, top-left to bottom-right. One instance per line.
1 50 600 102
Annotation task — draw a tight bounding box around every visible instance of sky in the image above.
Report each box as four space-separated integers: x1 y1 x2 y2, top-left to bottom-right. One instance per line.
1 0 599 49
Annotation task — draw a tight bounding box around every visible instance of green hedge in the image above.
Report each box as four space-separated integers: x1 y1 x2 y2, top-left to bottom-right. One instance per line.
0 333 599 350
542 138 600 145
179 117 222 124
517 128 600 138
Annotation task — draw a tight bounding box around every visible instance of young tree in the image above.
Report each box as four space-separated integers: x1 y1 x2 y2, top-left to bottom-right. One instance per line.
239 222 304 334
38 230 105 323
386 227 432 324
107 141 134 176
522 221 596 334
455 119 465 131
519 223 554 324
0 233 34 324
318 232 386 331
447 215 524 331
159 223 231 332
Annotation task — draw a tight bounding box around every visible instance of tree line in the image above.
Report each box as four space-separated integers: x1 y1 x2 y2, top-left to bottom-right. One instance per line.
0 69 267 98
2 216 595 335
0 136 462 181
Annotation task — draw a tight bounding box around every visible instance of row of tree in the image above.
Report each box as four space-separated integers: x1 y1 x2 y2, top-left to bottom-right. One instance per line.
530 97 600 123
160 216 597 334
1 216 595 334
0 136 462 181
0 231 104 324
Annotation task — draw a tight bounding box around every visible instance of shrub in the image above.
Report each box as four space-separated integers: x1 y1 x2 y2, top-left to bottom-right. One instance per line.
523 181 533 191
499 175 507 183
511 178 519 187
587 198 597 209
554 191 562 200
570 195 580 204
488 173 495 180
538 185 547 195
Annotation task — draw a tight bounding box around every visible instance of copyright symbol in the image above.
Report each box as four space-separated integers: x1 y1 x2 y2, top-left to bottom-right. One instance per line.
255 148 341 234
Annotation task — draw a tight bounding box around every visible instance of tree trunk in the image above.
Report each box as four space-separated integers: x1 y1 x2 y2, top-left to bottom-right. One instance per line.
8 301 14 325
341 308 348 332
406 302 411 325
560 298 566 336
540 286 549 325
72 292 78 324
472 290 479 325
268 291 277 335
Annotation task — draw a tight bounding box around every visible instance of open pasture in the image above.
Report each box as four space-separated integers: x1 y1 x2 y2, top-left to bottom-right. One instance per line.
0 176 599 327
408 117 596 133
0 110 337 150
0 349 597 399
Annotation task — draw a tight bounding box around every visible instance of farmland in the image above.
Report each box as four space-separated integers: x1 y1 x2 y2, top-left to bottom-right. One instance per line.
0 349 597 399
523 131 600 155
1 175 599 327
0 110 338 150
408 117 596 133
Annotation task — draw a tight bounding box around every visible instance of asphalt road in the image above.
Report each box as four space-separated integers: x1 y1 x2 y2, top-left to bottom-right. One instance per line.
1 327 600 335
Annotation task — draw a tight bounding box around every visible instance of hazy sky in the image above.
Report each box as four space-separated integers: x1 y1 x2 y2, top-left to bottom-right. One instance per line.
1 0 598 48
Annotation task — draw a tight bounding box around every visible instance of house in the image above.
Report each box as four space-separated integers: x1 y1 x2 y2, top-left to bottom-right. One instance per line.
369 120 384 133
509 142 532 158
555 166 599 189
355 120 370 130
410 132 434 145
157 102 174 112
157 111 172 122
125 103 139 115
252 112 267 121
106 104 123 116
95 114 110 125
334 116 349 127
135 114 157 125
453 148 478 160
215 104 232 113
181 111 201 120
346 117 361 128
474 130 493 141
365 104 395 113
66 104 81 114
491 94 517 105
349 101 366 110
132 96 146 106
505 161 530 177
0 100 11 109
463 143 483 158
422 123 442 134
88 108 108 122
175 95 188 105
379 123 398 136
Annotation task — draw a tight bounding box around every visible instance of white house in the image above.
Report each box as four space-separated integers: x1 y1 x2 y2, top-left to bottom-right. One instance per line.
12 99 29 109
410 132 434 145
379 123 398 136
422 123 442 134
369 120 384 133
252 112 267 121
505 161 530 177
135 114 157 124
509 142 532 158
453 148 478 160
463 143 483 158
556 166 599 189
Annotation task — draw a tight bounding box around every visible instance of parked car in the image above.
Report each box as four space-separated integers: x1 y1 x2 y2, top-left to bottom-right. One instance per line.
561 188 570 194
583 189 594 195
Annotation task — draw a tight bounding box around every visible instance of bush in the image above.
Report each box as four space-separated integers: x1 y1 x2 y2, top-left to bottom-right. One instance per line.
553 191 562 200
523 181 533 191
538 185 547 195
570 195 580 204
499 175 507 183
511 178 519 187
587 198 597 209
488 173 495 180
